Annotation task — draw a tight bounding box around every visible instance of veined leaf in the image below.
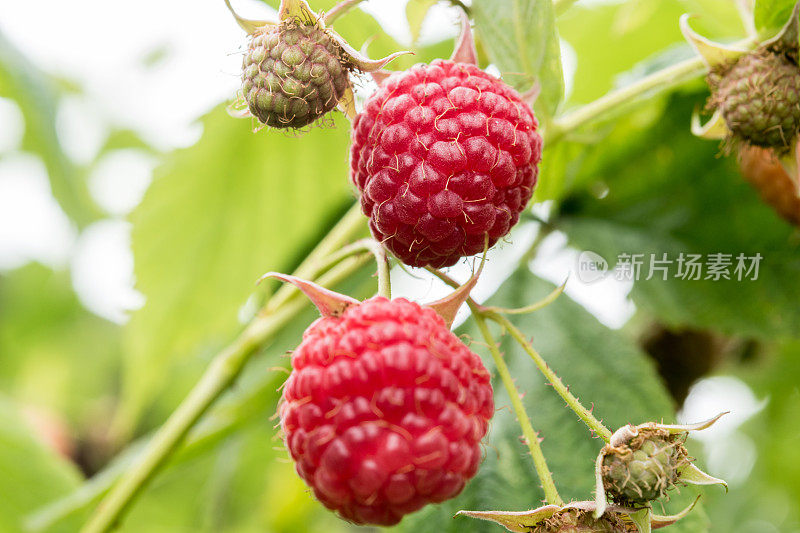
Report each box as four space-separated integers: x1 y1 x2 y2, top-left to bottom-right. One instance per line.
472 0 564 120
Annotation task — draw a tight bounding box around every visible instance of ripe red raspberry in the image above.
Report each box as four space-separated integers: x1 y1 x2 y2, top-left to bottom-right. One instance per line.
350 59 542 268
280 297 494 525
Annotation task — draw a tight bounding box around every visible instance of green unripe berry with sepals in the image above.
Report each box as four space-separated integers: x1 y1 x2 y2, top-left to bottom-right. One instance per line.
242 19 350 129
601 428 689 505
709 48 800 150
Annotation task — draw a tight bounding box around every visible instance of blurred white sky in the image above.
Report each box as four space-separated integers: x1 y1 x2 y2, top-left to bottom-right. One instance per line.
0 1 761 462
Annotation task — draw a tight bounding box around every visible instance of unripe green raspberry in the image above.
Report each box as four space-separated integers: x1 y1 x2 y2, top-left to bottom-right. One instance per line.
242 20 350 129
709 48 800 149
601 428 689 505
535 508 633 532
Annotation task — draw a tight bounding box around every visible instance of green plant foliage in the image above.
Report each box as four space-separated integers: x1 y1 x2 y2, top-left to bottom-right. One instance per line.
0 397 84 533
118 107 359 434
472 0 564 120
399 269 707 532
557 92 800 339
557 0 742 106
27 266 378 532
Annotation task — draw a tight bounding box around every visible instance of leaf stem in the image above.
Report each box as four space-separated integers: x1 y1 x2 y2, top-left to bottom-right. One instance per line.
81 206 369 533
480 280 565 315
473 313 563 506
486 312 613 442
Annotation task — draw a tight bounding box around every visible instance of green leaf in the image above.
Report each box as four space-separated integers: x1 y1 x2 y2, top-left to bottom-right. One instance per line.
118 106 359 434
407 0 439 44
399 268 707 532
557 92 800 339
754 0 798 38
472 0 564 120
0 396 83 533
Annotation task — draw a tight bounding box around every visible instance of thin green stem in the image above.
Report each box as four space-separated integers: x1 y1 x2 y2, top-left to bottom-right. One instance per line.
548 36 758 144
487 313 613 442
428 267 612 443
81 254 370 531
473 314 563 506
547 55 707 144
292 237 390 298
481 280 566 316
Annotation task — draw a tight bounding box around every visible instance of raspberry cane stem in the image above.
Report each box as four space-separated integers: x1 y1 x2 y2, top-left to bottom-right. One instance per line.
473 313 563 506
488 313 613 442
547 57 706 143
546 37 756 145
427 268 562 505
82 206 370 533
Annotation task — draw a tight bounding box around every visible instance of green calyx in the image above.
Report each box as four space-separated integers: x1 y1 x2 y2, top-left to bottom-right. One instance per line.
601 428 689 506
242 19 350 129
709 47 800 150
535 508 632 533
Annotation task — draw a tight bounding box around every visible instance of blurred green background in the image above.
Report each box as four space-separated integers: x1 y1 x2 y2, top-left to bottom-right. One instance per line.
1 0 798 532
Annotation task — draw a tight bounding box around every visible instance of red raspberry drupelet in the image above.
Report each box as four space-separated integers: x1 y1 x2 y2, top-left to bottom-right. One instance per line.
350 59 542 268
280 297 494 525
